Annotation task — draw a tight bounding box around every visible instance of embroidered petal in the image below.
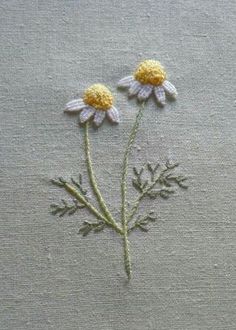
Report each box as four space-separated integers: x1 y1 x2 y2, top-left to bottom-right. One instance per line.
154 86 166 105
80 107 95 123
65 98 85 112
129 80 142 96
93 110 106 127
117 76 134 88
106 106 120 123
137 84 153 101
162 80 177 97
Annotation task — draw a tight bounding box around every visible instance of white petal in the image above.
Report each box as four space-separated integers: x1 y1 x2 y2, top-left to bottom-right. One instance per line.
106 106 120 123
154 86 166 105
93 110 106 127
117 76 134 88
79 107 95 123
162 80 177 97
137 84 153 101
65 98 85 112
128 80 142 96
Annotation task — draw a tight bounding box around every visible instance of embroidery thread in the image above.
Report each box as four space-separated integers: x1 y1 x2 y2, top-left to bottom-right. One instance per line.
51 61 188 280
65 84 119 126
118 59 177 105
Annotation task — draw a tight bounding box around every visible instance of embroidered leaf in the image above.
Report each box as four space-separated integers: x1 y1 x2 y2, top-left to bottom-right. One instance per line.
158 175 172 187
164 174 188 189
147 162 159 181
132 178 143 192
71 176 88 199
51 177 67 187
130 160 187 202
136 224 149 232
129 212 157 233
132 166 149 192
133 166 144 177
159 188 175 199
165 160 179 170
50 199 85 217
79 223 93 236
146 188 174 199
127 160 188 230
93 222 106 232
78 221 106 236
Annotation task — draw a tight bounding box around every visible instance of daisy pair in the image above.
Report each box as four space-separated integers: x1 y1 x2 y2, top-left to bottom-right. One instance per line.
65 60 177 126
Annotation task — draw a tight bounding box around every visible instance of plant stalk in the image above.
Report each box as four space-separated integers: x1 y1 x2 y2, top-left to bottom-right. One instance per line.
84 122 122 232
121 102 146 279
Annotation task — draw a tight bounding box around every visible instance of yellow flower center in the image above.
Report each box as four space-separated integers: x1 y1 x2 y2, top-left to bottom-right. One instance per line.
83 84 113 110
134 60 167 86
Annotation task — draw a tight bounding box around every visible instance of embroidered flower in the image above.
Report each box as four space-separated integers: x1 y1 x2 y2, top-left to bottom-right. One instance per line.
65 84 120 126
118 60 177 106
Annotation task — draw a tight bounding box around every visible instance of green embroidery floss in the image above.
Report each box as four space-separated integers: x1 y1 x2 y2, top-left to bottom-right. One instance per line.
120 101 146 279
84 121 123 235
50 61 188 280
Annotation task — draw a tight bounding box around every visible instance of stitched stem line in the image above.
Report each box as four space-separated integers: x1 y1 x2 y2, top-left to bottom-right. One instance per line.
121 102 146 279
127 176 160 223
63 182 123 235
84 121 122 233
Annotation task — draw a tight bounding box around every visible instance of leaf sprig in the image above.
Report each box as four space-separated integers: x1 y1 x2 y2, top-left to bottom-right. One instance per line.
78 221 106 236
132 160 188 200
127 160 188 224
51 175 88 200
50 199 85 217
129 211 157 232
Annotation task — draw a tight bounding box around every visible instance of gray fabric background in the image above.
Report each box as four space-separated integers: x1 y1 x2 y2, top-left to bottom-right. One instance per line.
0 1 235 329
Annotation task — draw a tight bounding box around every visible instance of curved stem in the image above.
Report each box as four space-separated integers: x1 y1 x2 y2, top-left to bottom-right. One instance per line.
84 122 122 232
63 182 123 235
121 102 146 279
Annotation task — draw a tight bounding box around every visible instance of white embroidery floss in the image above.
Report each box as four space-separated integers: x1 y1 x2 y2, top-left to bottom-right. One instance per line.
65 84 120 126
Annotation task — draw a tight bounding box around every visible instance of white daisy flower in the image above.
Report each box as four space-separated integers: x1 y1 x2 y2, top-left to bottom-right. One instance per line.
118 60 177 106
65 84 120 127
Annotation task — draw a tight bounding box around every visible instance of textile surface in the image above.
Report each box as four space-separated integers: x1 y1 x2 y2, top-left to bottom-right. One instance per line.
0 1 235 329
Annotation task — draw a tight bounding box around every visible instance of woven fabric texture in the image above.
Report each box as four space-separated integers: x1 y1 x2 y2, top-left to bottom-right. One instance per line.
0 0 236 329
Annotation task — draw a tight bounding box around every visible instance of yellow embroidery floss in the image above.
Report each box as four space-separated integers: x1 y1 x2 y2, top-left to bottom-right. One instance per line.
65 83 119 126
83 84 113 110
134 60 167 86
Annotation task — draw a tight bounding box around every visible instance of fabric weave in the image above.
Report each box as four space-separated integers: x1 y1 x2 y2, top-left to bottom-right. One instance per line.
0 0 235 329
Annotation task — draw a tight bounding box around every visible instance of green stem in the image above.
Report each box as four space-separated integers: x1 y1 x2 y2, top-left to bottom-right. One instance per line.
84 122 122 232
63 182 123 235
121 102 146 279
